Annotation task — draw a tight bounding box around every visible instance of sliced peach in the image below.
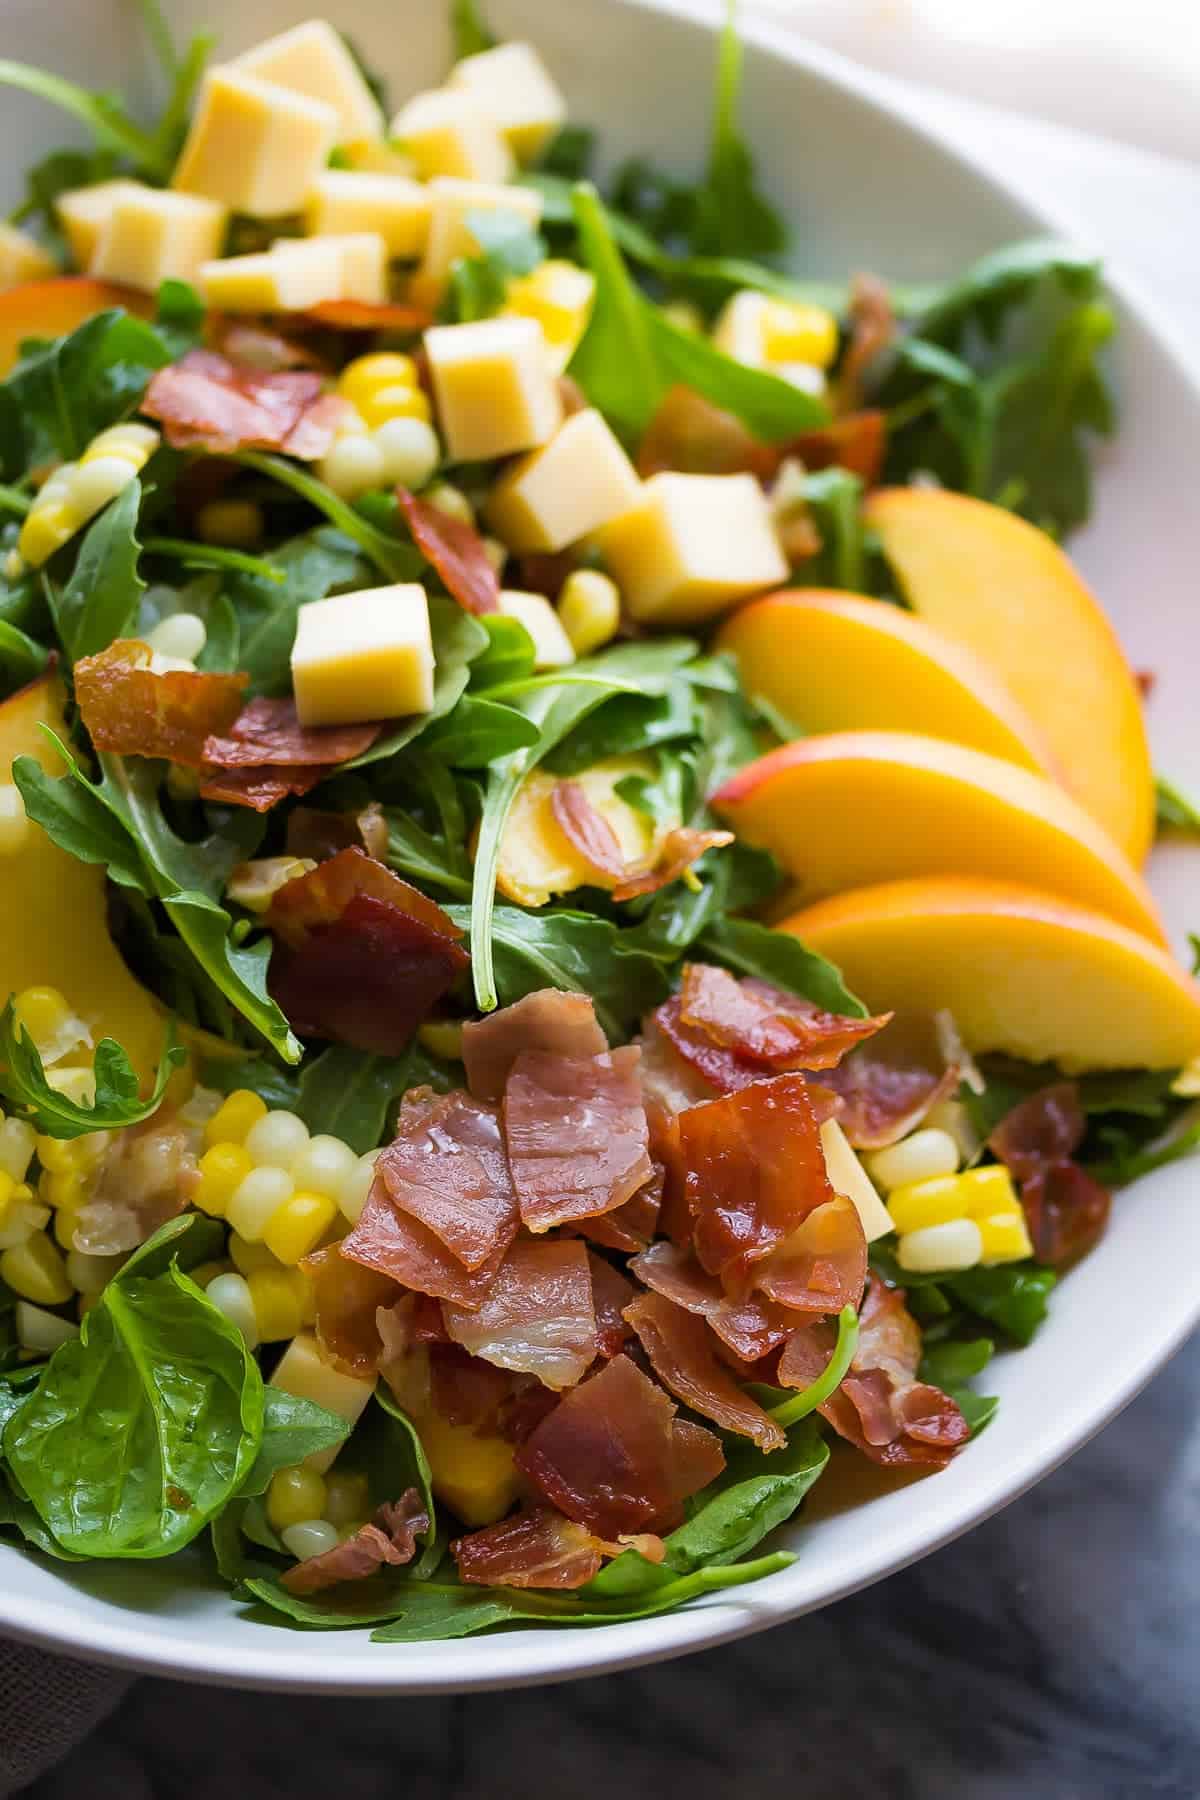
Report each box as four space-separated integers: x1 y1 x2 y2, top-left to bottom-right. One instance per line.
0 277 155 377
779 876 1200 1072
716 589 1057 777
864 488 1154 864
713 729 1165 943
0 674 164 1079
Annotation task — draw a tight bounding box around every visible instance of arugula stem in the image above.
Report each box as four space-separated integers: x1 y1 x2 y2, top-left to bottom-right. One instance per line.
0 62 171 176
153 32 214 156
143 536 286 583
234 452 418 583
136 0 180 80
0 483 31 518
768 1305 859 1426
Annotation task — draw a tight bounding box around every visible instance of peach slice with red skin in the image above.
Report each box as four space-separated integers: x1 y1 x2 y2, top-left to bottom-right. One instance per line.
715 588 1057 778
712 729 1165 944
863 488 1154 864
0 277 155 378
780 876 1200 1073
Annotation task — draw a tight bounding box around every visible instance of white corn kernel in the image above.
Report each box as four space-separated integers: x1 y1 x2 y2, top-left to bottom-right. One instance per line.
146 612 207 663
225 1166 295 1242
68 455 139 516
15 1301 80 1354
0 1118 36 1182
292 1134 358 1202
896 1218 983 1274
205 1272 260 1349
244 1110 310 1171
318 433 386 500
865 1128 960 1195
923 1097 984 1166
281 1518 340 1560
0 1201 50 1252
337 1150 380 1223
0 786 30 856
372 417 441 491
423 481 474 526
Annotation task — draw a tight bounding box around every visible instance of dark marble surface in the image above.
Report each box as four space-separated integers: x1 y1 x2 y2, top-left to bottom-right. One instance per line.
22 1332 1199 1800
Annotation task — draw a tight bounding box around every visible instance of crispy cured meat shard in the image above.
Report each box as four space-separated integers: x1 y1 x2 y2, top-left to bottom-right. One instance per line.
817 1277 969 1470
74 640 246 766
281 1490 430 1595
142 348 348 456
441 1238 597 1391
397 487 500 615
503 1045 652 1232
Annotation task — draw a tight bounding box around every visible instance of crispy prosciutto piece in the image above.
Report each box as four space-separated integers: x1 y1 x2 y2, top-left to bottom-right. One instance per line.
199 766 329 810
820 1278 969 1469
281 1490 430 1596
776 1316 838 1391
397 488 500 616
301 297 434 332
517 1353 724 1538
820 1012 962 1149
266 846 468 1054
756 1195 867 1316
342 1173 502 1308
569 1173 661 1254
142 348 347 457
630 1241 796 1364
588 1251 635 1359
504 1046 652 1233
836 272 895 413
452 1506 664 1591
202 696 381 769
610 828 734 903
301 1243 402 1378
624 1291 786 1452
74 640 247 767
213 320 323 371
788 411 887 484
427 1342 520 1428
286 800 389 862
375 1090 518 1273
677 965 890 1074
987 1082 1085 1182
442 1238 598 1390
1020 1162 1111 1268
461 990 608 1103
679 1073 835 1298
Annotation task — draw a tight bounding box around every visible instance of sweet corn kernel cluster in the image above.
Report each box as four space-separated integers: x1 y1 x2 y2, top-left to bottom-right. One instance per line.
318 354 442 499
266 1464 372 1558
864 1127 1034 1274
712 289 839 393
17 423 160 568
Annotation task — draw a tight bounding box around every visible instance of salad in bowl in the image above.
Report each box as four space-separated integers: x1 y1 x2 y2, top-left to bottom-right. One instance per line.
0 0 1194 1645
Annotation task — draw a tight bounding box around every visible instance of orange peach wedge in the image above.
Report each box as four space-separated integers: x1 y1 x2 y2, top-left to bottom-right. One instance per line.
864 488 1154 864
712 730 1166 944
0 277 155 378
780 877 1200 1072
716 588 1057 777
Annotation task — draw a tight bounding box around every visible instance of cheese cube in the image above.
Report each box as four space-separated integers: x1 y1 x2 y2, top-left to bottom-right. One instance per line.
55 179 144 271
412 175 542 304
173 67 338 217
425 316 561 463
90 189 228 292
275 232 386 303
449 42 567 163
485 409 641 553
389 88 511 185
291 583 435 727
498 590 575 670
269 1332 374 1472
304 170 432 258
234 19 383 144
340 138 417 178
503 259 594 374
198 240 343 312
0 225 56 291
820 1119 894 1242
598 472 788 625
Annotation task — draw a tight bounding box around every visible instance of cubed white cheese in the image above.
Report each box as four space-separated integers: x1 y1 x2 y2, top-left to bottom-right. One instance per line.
291 583 435 727
198 240 344 311
0 225 56 291
234 19 383 144
55 178 145 271
424 315 562 463
390 87 512 185
485 407 641 553
598 472 788 625
90 189 228 292
498 590 575 670
274 231 386 303
173 66 338 217
303 169 432 258
449 41 567 163
269 1332 375 1472
820 1118 894 1242
412 175 542 304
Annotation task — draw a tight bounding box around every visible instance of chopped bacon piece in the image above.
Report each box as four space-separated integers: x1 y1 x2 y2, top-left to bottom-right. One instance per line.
570 1173 661 1254
677 965 890 1074
587 1251 635 1359
624 1290 786 1452
504 1046 652 1233
517 1353 724 1539
442 1238 597 1390
820 1012 961 1149
199 766 327 811
302 298 433 332
630 1241 795 1364
397 488 500 616
461 990 607 1103
342 1171 502 1308
214 321 323 371
756 1195 867 1316
453 1507 612 1591
988 1082 1085 1183
281 1490 430 1596
551 780 626 880
820 1278 969 1469
286 801 388 862
375 1090 518 1273
637 384 778 481
789 411 887 484
679 1073 834 1298
142 349 347 457
1020 1161 1111 1268
836 273 895 413
301 1243 402 1378
610 827 733 903
203 696 381 769
74 640 246 768
266 846 468 1053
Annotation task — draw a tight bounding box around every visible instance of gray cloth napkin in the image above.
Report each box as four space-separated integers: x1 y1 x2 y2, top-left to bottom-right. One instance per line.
0 1644 131 1797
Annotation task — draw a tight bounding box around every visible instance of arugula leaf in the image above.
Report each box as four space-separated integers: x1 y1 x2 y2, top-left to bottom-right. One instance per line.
450 0 496 59
1155 773 1200 834
797 466 868 591
656 1420 825 1576
238 1388 352 1498
0 1001 184 1140
370 1388 439 1577
0 62 170 178
689 1 786 260
3 310 171 469
234 452 425 584
383 804 472 897
418 694 542 767
152 279 208 357
49 476 145 660
295 1045 419 1154
945 1264 1057 1347
918 1336 995 1388
225 528 371 695
442 209 548 324
4 1222 263 1557
0 619 49 695
468 613 537 690
198 1053 302 1112
697 915 867 1017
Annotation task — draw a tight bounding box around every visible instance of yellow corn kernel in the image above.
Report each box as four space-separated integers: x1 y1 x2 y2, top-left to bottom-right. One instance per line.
977 1212 1035 1265
957 1164 1021 1219
0 1117 36 1182
228 1232 284 1277
247 1266 308 1341
503 260 594 371
267 1465 328 1533
53 1204 84 1251
557 569 621 656
195 498 265 549
417 1019 464 1061
263 1190 338 1265
322 1468 370 1527
18 504 77 568
886 1173 968 1236
35 1132 81 1175
204 1089 268 1148
42 1169 89 1212
195 1142 255 1218
761 300 839 369
188 1259 231 1290
358 384 432 429
338 353 419 406
896 1217 983 1274
0 1170 15 1215
1 1230 74 1305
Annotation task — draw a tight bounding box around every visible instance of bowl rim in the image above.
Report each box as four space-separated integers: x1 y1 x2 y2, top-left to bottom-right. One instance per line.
1 0 1197 1694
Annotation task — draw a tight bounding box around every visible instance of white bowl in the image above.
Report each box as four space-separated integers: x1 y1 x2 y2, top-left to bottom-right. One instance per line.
1 0 1197 1695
